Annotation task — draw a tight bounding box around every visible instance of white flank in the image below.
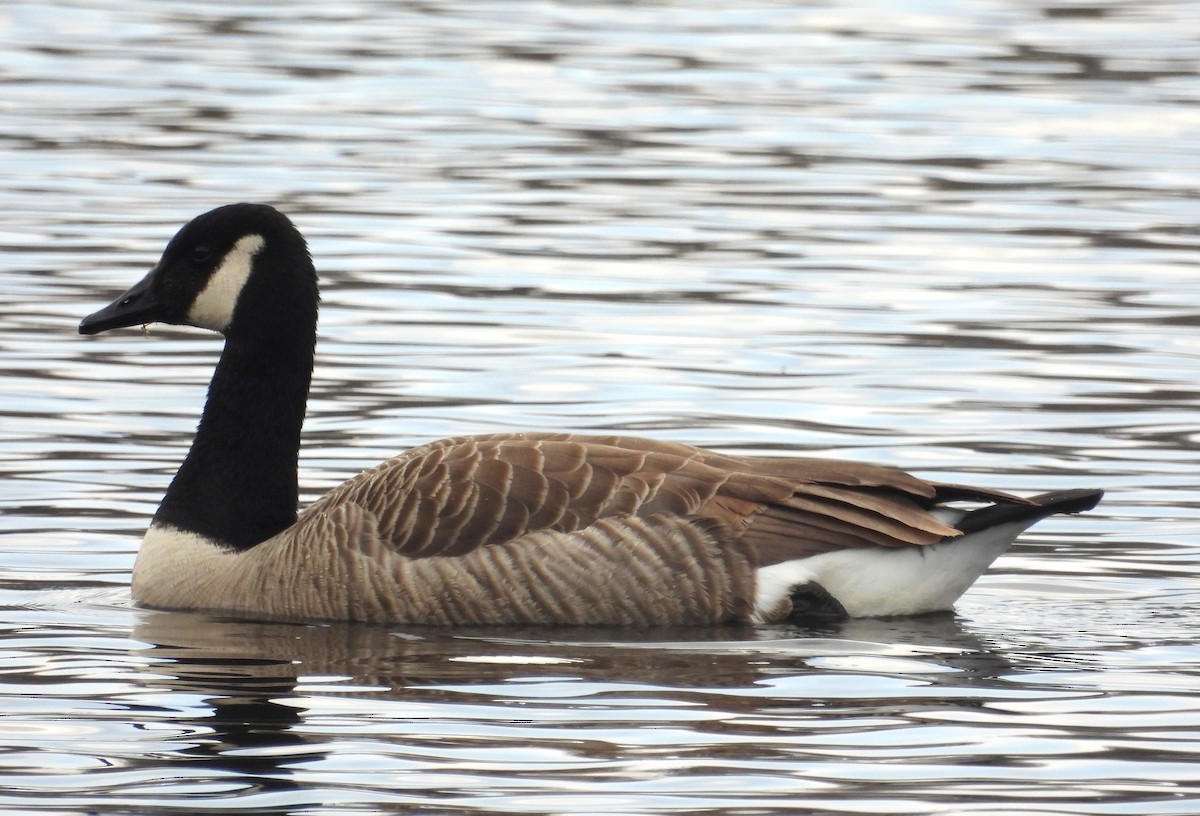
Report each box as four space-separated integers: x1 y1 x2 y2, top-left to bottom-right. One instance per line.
752 560 818 622
186 234 265 331
751 521 1031 620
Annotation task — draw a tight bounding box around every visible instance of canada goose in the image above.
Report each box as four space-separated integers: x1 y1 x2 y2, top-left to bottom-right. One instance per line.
79 203 1102 625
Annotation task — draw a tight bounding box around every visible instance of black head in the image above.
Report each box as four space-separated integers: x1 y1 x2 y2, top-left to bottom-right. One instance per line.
79 203 317 341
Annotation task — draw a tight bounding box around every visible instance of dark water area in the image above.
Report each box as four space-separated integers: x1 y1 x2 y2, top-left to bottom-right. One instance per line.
1 1 1199 812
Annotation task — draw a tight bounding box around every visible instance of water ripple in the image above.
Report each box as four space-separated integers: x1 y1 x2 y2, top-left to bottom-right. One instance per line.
2 0 1199 813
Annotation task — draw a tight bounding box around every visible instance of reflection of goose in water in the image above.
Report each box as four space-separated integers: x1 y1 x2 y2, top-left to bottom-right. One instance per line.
83 204 1102 626
134 609 1006 694
131 609 1014 788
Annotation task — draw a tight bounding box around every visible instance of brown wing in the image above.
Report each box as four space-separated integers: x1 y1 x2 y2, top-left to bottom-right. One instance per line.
300 432 1020 564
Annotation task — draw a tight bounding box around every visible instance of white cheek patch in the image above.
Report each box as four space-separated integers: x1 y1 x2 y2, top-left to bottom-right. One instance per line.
187 234 265 331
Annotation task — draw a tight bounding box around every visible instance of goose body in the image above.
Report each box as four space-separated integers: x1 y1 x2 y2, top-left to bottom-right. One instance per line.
80 204 1102 625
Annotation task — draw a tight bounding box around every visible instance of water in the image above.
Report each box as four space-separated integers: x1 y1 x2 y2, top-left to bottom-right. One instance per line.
2 0 1199 812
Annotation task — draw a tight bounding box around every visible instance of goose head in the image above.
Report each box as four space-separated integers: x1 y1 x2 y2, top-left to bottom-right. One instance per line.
79 203 318 342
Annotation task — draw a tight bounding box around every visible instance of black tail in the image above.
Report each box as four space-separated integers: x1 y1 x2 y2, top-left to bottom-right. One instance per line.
955 488 1103 535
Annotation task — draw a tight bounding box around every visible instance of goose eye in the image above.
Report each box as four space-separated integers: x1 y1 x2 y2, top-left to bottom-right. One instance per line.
192 245 211 263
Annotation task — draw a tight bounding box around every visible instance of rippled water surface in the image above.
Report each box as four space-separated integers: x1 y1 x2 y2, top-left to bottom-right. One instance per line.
2 1 1199 813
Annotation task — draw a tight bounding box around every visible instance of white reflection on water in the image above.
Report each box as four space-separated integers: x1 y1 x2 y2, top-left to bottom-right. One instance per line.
2 0 1200 813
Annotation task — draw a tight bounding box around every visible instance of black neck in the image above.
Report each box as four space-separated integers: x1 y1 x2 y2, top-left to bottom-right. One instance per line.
153 331 314 550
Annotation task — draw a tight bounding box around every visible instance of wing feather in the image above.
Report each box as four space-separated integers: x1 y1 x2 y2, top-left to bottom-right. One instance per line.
299 432 1006 565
